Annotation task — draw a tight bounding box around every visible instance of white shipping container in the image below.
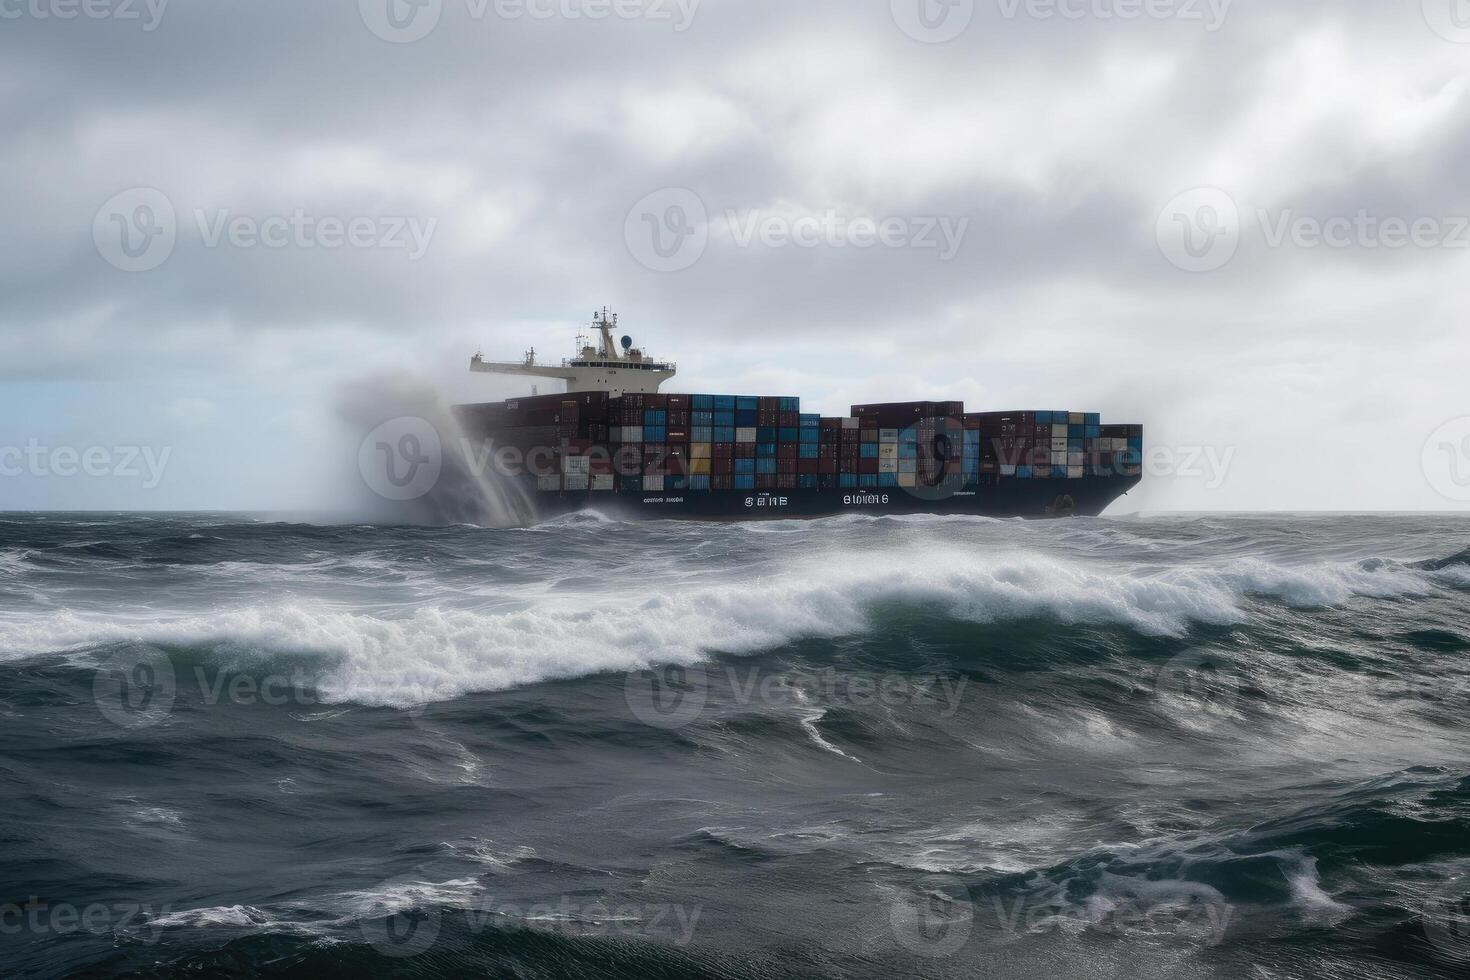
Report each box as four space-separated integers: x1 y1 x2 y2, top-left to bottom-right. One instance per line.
736 427 757 443
591 475 615 491
1000 464 1017 476
563 456 590 474
1052 423 1068 438
624 426 643 443
1069 412 1085 425
879 429 899 442
879 458 899 473
897 472 917 487
842 417 860 429
879 444 899 459
563 474 589 491
1067 466 1084 479
1051 450 1067 464
1050 438 1068 452
643 476 664 491
1068 452 1084 466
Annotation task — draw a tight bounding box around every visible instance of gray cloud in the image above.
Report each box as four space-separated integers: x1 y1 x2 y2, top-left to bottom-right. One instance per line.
1 0 1467 510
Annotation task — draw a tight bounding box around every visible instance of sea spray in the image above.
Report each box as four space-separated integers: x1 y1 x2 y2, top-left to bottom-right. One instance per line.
335 374 534 526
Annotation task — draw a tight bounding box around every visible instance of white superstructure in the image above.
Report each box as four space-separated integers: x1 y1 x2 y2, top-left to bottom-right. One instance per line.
470 308 675 397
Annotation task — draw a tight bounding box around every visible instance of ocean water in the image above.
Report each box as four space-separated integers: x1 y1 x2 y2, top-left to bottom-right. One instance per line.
2 511 1469 979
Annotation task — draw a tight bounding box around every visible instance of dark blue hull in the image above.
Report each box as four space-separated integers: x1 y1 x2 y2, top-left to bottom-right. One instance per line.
526 474 1140 522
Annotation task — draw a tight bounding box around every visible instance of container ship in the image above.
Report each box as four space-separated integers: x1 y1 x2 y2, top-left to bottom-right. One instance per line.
453 310 1142 521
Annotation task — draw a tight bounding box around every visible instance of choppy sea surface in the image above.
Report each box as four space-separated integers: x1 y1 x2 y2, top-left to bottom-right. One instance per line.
2 512 1469 979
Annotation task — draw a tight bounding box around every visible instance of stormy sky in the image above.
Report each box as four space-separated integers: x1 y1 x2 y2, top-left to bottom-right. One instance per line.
2 0 1468 512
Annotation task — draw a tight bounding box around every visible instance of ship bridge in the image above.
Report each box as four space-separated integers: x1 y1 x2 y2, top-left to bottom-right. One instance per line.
470 308 675 397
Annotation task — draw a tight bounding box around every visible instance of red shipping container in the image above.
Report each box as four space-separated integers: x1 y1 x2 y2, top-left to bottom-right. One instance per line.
798 459 819 475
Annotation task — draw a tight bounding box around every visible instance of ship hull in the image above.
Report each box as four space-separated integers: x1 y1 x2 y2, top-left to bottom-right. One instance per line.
521 474 1140 522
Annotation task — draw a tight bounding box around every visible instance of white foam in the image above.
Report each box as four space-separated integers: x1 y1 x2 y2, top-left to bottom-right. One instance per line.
149 905 276 929
1282 855 1352 925
0 545 1454 706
